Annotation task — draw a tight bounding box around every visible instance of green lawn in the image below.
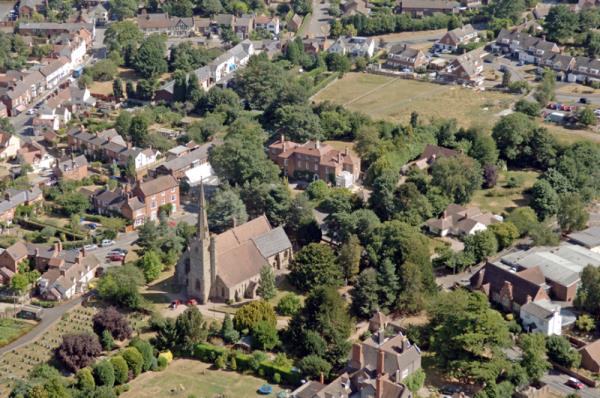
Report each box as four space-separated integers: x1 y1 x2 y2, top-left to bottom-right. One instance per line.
470 170 540 215
122 359 287 398
0 319 35 348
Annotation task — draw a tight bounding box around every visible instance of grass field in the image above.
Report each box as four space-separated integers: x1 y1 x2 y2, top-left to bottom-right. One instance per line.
122 359 287 398
471 170 540 215
312 73 516 130
0 319 35 348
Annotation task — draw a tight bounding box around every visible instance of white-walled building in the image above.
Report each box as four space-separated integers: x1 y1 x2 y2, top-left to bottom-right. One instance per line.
520 300 562 336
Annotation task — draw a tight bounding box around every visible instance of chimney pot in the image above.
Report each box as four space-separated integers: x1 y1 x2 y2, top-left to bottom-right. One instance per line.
319 372 324 384
377 349 385 376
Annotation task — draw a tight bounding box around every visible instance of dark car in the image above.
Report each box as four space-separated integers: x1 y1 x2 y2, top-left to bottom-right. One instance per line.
566 377 585 390
580 97 589 104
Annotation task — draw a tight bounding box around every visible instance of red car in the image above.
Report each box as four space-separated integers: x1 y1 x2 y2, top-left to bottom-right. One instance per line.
566 377 585 390
186 298 197 306
170 300 181 309
106 253 125 262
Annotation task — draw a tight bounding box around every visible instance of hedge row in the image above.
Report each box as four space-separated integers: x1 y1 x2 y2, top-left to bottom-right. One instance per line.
193 343 301 385
16 218 87 240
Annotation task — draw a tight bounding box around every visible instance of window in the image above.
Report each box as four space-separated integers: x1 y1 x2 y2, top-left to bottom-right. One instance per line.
171 187 176 193
196 279 201 290
151 201 157 208
171 195 176 201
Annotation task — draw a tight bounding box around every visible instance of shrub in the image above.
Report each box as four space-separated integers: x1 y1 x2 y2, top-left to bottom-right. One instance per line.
122 347 144 377
114 384 131 395
93 360 115 387
110 355 129 385
158 350 173 363
92 385 118 398
157 355 168 371
546 335 582 369
230 356 237 370
129 337 154 372
273 372 281 384
76 367 95 391
215 353 227 369
404 369 426 393
276 293 302 316
298 355 332 380
101 330 115 351
58 333 102 372
93 307 133 341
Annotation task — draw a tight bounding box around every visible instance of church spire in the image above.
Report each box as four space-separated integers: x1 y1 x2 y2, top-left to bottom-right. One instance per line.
198 179 209 240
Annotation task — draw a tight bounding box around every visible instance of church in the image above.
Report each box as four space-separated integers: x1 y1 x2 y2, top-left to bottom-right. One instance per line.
176 183 293 303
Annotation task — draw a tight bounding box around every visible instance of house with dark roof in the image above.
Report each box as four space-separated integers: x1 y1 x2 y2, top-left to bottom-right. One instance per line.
0 242 30 283
426 204 500 237
54 155 88 181
292 313 420 398
176 183 293 303
385 45 428 71
268 136 361 187
402 144 458 174
136 12 198 37
130 174 180 223
493 29 560 65
0 186 43 225
438 47 485 86
470 262 551 313
397 0 460 17
153 142 217 186
435 24 479 52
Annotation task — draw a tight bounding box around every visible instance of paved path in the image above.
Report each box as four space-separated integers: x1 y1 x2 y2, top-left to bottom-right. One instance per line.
0 295 85 356
303 0 330 38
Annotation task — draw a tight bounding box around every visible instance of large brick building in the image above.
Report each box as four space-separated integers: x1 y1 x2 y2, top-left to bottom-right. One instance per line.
268 137 361 187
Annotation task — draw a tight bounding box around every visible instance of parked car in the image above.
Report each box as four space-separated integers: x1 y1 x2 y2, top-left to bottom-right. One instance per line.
109 248 128 255
86 223 97 230
83 244 98 251
26 108 35 115
440 386 461 396
101 239 115 247
169 300 181 309
106 253 125 262
566 377 585 390
580 97 589 104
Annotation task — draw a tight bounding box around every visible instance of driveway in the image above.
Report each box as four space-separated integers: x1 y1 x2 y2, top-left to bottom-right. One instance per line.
0 295 85 356
541 370 599 398
302 0 331 38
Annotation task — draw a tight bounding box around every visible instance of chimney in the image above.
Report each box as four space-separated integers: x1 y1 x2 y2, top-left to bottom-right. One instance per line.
525 294 532 304
344 146 349 156
377 349 385 376
35 248 39 258
232 216 237 228
319 372 324 384
350 343 363 369
377 330 385 345
376 375 384 398
127 141 132 149
315 140 321 149
81 246 86 258
395 369 400 383
60 268 66 276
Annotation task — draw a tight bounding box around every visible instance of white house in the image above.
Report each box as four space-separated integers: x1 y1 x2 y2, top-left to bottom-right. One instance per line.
328 36 376 58
130 147 160 171
39 254 99 300
426 204 500 237
0 133 22 160
39 57 72 90
520 300 562 336
255 15 280 35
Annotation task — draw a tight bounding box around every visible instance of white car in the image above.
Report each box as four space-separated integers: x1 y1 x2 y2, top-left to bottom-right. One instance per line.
101 239 115 247
26 108 35 115
83 244 98 251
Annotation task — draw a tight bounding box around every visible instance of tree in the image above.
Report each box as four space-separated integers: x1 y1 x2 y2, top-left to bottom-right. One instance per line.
464 230 498 263
337 234 362 282
530 180 560 220
56 192 89 214
490 0 526 22
404 369 426 393
130 337 154 372
207 186 248 233
506 207 538 237
97 264 145 310
198 0 223 15
518 333 550 382
574 265 600 315
431 155 482 204
558 193 589 233
575 314 595 333
87 59 118 81
298 355 332 380
488 222 519 250
276 293 302 316
546 335 581 368
93 360 115 387
395 182 433 226
252 320 279 350
502 69 511 87
534 68 556 106
397 261 427 314
257 265 277 300
272 104 323 142
129 115 149 147
136 250 163 282
221 313 240 343
233 300 277 332
492 112 535 164
292 0 312 14
377 258 399 311
175 306 207 353
58 333 102 372
430 290 510 384
10 273 28 294
101 330 115 351
287 286 352 366
110 356 129 385
514 99 541 117
288 243 343 292
530 222 560 246
350 268 380 319
0 117 15 134
93 307 132 341
326 53 351 74
109 0 138 19
135 78 158 100
483 164 498 189
134 34 167 78
121 347 144 377
76 367 96 391
545 5 578 43
578 106 597 127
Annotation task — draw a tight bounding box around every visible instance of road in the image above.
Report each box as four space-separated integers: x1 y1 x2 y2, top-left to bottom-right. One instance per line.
303 0 331 38
0 295 85 356
91 231 139 270
555 91 600 107
542 370 599 398
0 1 14 21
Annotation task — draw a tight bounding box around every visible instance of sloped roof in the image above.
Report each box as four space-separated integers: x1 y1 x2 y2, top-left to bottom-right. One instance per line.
137 175 179 197
252 226 292 258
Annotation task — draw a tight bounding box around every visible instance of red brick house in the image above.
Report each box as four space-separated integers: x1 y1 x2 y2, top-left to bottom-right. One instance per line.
129 175 180 223
54 155 88 181
268 137 361 187
0 242 29 282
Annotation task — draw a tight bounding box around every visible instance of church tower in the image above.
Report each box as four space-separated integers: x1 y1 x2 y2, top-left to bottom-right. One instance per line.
187 181 213 304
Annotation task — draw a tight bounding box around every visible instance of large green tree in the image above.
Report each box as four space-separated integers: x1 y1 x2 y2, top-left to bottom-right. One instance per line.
207 186 248 233
289 243 343 292
430 154 483 204
134 34 168 78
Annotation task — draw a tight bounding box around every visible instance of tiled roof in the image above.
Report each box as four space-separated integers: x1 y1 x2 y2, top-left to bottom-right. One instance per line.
137 175 178 197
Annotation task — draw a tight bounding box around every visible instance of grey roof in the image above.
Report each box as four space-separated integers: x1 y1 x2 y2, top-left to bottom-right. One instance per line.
168 145 189 156
57 154 88 170
252 226 292 258
569 227 600 248
0 187 42 214
159 142 212 172
521 300 558 320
